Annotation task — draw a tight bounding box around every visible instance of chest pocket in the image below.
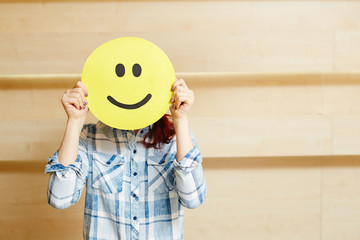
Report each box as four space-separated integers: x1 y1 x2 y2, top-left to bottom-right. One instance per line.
147 152 175 194
92 151 125 194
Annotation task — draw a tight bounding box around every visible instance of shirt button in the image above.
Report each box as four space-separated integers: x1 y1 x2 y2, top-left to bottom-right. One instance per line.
133 149 137 154
133 172 137 176
133 216 137 221
132 193 137 198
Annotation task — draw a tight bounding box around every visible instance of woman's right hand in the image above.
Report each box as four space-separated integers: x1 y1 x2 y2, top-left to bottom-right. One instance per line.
61 81 89 122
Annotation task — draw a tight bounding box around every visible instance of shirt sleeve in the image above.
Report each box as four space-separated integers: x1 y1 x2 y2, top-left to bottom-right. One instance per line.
173 131 207 209
44 124 90 209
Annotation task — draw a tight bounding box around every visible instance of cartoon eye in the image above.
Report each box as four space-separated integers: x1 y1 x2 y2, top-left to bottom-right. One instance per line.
115 63 125 77
132 63 142 77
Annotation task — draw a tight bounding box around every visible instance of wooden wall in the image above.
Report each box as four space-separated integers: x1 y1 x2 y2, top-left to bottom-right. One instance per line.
2 73 360 160
1 1 360 240
2 157 360 239
1 0 360 74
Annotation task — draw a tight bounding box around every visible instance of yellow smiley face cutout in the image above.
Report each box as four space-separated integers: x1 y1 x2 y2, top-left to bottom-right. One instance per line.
82 37 175 130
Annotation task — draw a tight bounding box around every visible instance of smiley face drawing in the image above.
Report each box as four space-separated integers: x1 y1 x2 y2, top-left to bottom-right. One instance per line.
82 37 175 130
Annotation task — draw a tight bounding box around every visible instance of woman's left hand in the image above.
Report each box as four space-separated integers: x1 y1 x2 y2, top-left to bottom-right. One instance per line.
170 78 194 121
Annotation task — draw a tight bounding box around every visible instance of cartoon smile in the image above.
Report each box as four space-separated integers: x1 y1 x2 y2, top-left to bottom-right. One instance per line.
107 94 152 110
82 37 175 130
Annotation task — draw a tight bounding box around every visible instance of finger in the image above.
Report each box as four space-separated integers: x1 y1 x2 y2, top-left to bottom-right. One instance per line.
175 98 182 110
173 87 190 102
171 86 183 103
67 97 81 110
67 93 84 109
170 100 177 111
172 78 187 91
173 85 186 93
172 78 184 90
175 94 185 110
175 90 194 108
67 91 84 104
173 86 187 101
74 81 88 97
181 94 194 106
62 87 86 107
69 88 87 106
174 88 190 103
171 104 176 113
174 90 185 101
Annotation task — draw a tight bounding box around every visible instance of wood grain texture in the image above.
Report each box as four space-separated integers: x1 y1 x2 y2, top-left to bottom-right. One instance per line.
1 1 360 74
185 157 322 240
1 1 360 239
335 30 360 71
322 156 360 240
1 73 360 160
0 161 84 240
2 157 360 240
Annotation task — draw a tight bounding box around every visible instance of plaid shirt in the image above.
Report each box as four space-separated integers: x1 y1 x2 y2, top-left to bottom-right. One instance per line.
45 121 206 240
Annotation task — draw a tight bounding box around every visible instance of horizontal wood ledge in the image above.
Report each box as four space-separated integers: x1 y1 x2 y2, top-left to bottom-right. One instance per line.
1 72 360 89
1 155 360 167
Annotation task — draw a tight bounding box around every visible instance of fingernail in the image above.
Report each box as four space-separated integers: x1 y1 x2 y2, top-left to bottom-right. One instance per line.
170 97 174 102
84 100 88 105
85 92 88 97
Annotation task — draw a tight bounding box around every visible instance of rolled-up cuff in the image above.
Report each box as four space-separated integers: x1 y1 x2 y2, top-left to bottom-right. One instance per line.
173 146 202 175
45 150 84 179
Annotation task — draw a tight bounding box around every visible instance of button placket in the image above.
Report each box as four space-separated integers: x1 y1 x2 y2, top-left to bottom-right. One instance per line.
131 229 139 240
129 135 140 236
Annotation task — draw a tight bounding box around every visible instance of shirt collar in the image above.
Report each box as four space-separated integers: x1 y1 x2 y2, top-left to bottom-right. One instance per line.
96 121 152 141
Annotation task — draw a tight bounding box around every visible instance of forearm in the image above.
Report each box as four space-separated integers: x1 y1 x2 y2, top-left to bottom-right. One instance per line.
172 135 206 209
58 118 84 167
45 120 89 209
173 117 194 162
170 78 206 208
174 164 207 209
47 168 79 209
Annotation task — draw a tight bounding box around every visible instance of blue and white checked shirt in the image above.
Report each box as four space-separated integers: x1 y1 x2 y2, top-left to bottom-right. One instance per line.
45 121 206 240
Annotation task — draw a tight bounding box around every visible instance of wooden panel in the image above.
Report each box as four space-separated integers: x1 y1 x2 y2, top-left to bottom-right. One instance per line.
322 156 360 240
0 156 324 240
1 73 360 160
190 116 332 157
0 161 84 240
185 157 322 240
335 30 360 71
332 116 360 155
1 1 360 74
1 156 360 239
322 73 360 155
7 157 360 240
1 1 359 33
0 31 334 74
323 73 360 115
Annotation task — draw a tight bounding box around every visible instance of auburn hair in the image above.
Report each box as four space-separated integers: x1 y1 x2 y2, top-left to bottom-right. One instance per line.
142 114 175 149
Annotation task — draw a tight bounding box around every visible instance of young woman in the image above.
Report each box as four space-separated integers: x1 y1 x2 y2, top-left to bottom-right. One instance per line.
45 78 206 240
